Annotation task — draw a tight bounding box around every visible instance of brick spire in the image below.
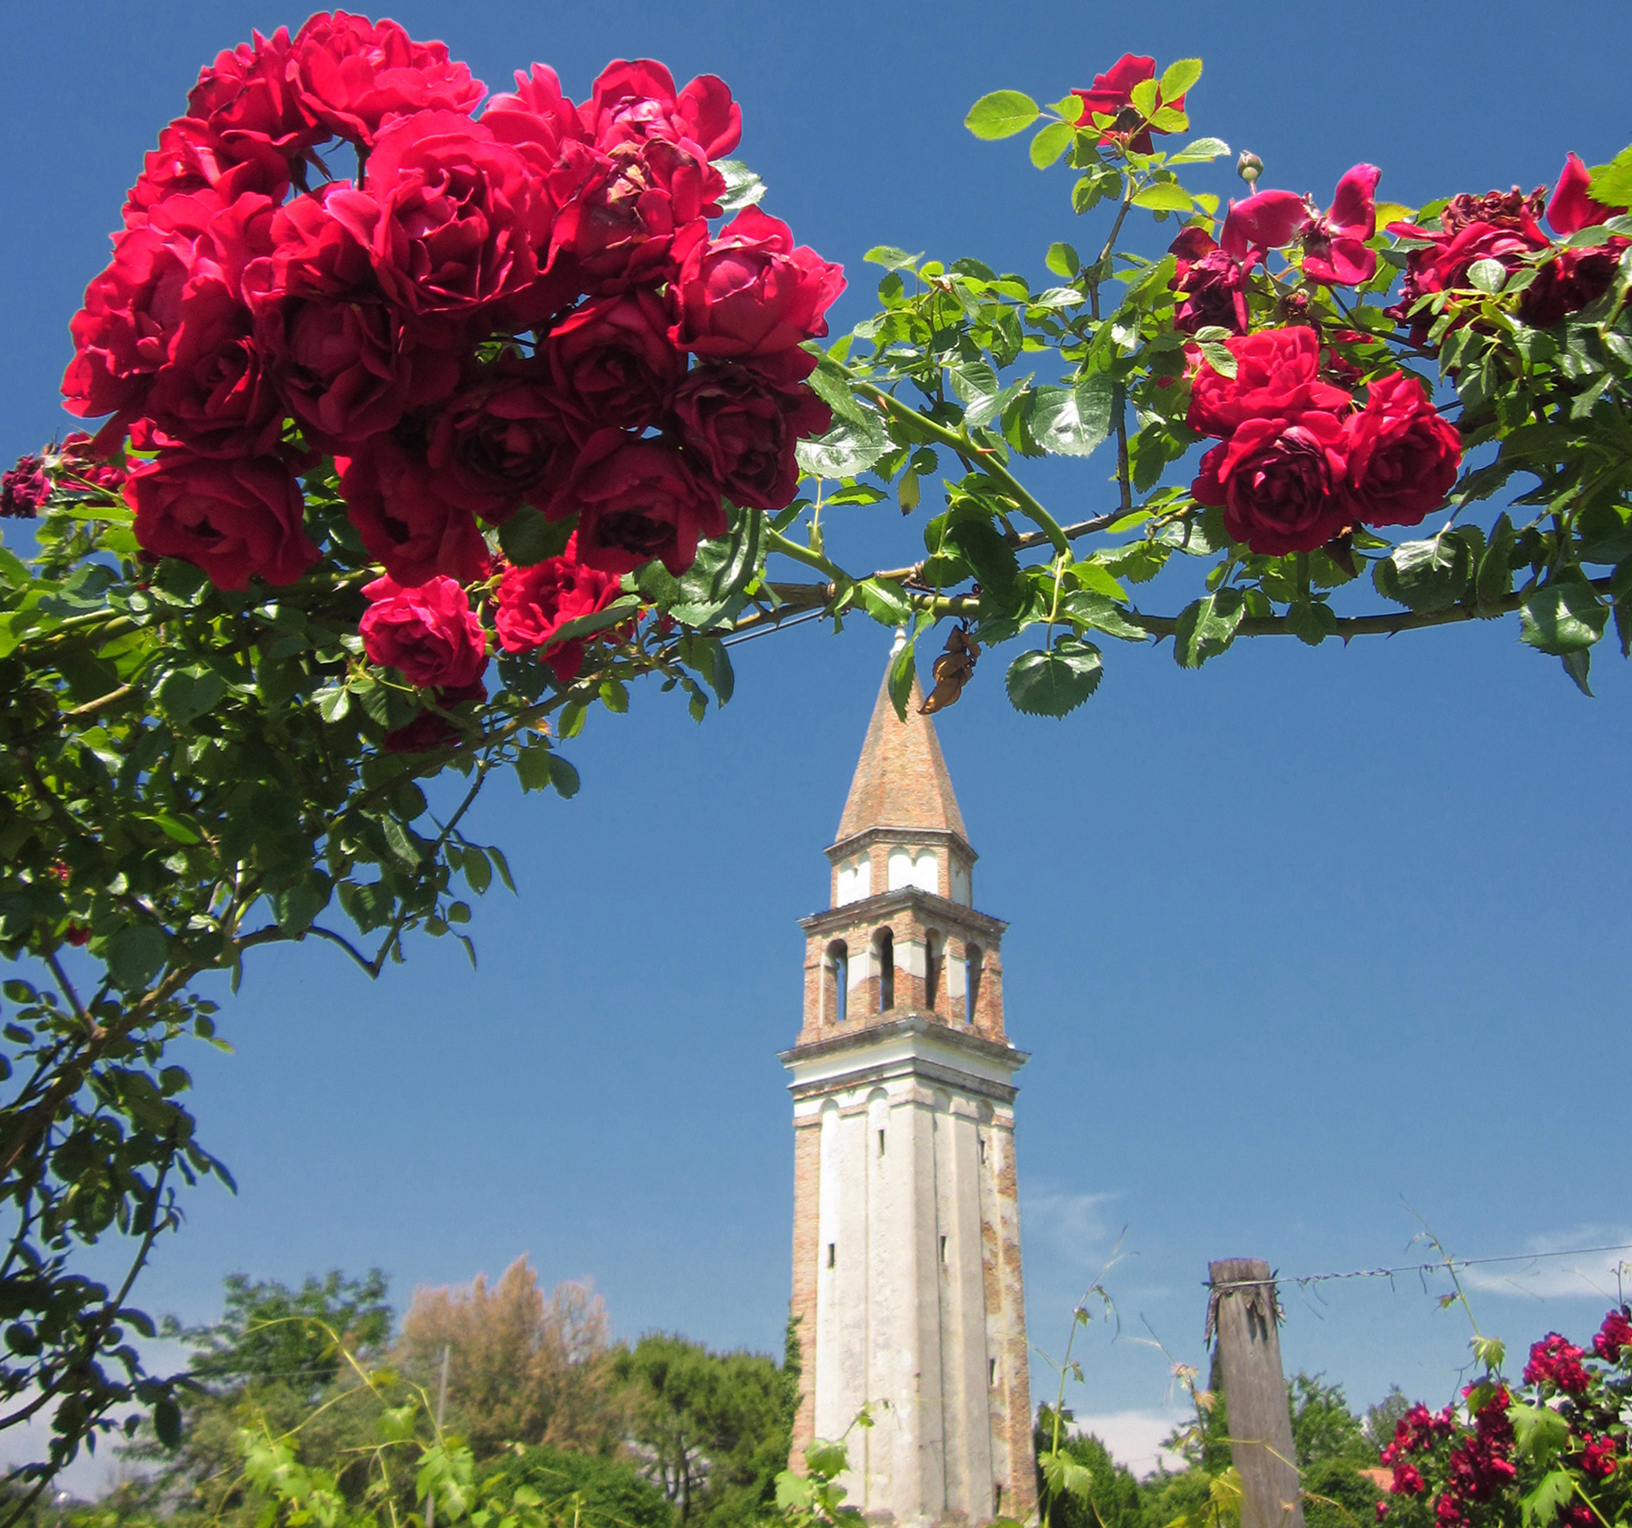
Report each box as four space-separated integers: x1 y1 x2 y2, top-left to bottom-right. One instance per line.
835 633 968 844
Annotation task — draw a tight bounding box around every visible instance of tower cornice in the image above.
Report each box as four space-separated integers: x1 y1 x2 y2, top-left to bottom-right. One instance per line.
779 1012 1028 1104
797 886 1008 939
824 822 978 868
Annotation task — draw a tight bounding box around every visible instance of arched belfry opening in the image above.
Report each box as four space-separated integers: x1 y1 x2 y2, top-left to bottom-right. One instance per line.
783 635 1034 1527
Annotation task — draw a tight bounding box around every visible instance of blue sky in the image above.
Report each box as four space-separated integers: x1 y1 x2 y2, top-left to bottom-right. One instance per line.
4 0 1631 1491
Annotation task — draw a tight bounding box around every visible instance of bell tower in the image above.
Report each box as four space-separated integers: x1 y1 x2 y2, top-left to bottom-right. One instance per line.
782 637 1035 1528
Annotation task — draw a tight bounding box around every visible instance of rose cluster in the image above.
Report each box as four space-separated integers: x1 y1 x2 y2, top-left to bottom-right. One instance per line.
61 12 843 605
1388 156 1629 343
2 434 127 519
1186 326 1462 555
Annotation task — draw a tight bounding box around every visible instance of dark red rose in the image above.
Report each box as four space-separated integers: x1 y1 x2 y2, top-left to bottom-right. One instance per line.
125 449 318 589
481 63 587 175
424 354 577 518
1593 1307 1632 1362
1524 1333 1590 1393
670 207 845 382
672 366 830 510
494 533 624 681
291 12 485 147
1168 226 1252 335
542 289 684 436
579 58 741 161
1301 164 1381 286
65 925 92 947
187 27 322 165
1 455 50 518
337 434 492 587
1519 152 1632 327
1342 371 1461 529
359 573 488 688
545 429 725 575
1192 412 1351 556
1389 1464 1425 1497
144 275 285 457
253 184 381 299
544 137 719 295
362 111 553 321
1186 326 1353 437
1387 189 1551 344
1580 1434 1618 1480
382 679 486 753
1071 54 1186 155
54 434 127 496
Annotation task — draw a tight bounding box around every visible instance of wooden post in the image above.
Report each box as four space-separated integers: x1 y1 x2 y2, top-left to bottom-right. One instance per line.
1207 1259 1304 1528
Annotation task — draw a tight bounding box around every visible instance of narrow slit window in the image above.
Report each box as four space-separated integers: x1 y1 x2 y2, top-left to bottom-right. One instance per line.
876 928 895 1012
827 941 848 1025
827 1243 835 1269
965 944 984 1025
988 1358 997 1385
939 1234 948 1264
877 1128 886 1158
978 1135 987 1164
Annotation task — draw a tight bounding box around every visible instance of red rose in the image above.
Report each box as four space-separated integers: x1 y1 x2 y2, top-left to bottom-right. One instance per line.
1071 54 1186 156
125 119 291 230
670 207 845 382
1580 1434 1618 1480
144 275 285 457
54 434 128 496
1301 164 1381 287
672 366 831 510
337 435 492 587
1593 1307 1631 1362
494 534 624 681
545 429 725 576
1192 412 1351 556
125 449 318 589
1524 1333 1590 1393
1523 152 1632 327
363 112 553 321
424 354 577 518
542 289 685 436
1342 372 1461 529
2 454 50 518
359 574 488 688
544 137 718 296
1186 326 1353 437
1168 226 1252 335
1386 189 1551 344
1389 1464 1425 1497
291 12 485 147
483 64 583 148
187 27 321 165
578 58 741 161
1220 190 1308 265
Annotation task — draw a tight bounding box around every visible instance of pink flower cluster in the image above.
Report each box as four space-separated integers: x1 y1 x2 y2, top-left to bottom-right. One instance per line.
61 13 842 595
1524 1332 1592 1394
1186 326 1462 555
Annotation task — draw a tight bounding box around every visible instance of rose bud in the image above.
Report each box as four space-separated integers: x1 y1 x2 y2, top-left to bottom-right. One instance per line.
1237 151 1263 187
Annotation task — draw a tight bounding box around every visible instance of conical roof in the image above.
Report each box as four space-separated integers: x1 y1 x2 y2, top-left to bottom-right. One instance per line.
835 646 968 845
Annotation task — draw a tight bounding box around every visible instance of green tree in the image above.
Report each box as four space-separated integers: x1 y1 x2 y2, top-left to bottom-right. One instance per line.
484 1446 674 1528
611 1336 790 1528
1032 1409 1143 1528
1363 1388 1410 1454
1289 1375 1373 1468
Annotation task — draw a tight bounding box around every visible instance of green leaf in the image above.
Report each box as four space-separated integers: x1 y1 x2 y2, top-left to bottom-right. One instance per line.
1061 591 1146 642
1159 58 1203 101
1039 1448 1095 1500
106 924 169 992
965 91 1040 140
943 516 1021 599
887 638 917 721
156 666 226 725
1129 79 1159 118
1196 340 1236 378
1467 258 1508 294
1168 137 1230 165
1030 121 1075 169
863 245 922 272
271 876 330 935
1510 1404 1569 1465
546 595 640 649
796 406 889 479
1173 589 1245 667
1519 583 1608 655
546 754 580 800
1285 600 1339 647
1031 374 1115 458
154 1395 182 1451
514 741 555 794
1132 183 1194 213
498 504 576 567
1372 534 1472 612
1475 513 1516 612
1589 145 1632 212
856 580 913 626
1519 1471 1573 1528
1045 242 1081 278
713 159 766 214
1005 637 1103 717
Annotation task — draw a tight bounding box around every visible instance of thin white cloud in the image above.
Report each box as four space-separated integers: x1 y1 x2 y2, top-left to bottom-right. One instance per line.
1460 1226 1632 1302
1020 1189 1120 1258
